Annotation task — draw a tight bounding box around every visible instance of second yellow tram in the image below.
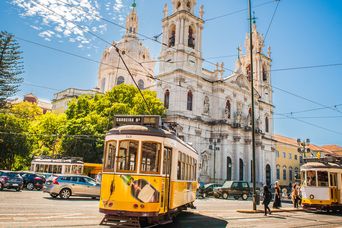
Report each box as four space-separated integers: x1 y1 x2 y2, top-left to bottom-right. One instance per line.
99 116 199 227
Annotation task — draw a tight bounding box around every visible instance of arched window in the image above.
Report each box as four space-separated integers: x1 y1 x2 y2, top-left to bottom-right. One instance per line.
262 65 268 81
239 159 244 181
289 167 293 181
265 116 269 133
283 166 287 180
226 156 232 181
117 76 125 85
188 26 195 48
169 24 176 47
266 164 271 186
248 107 252 125
225 100 231 119
138 79 144 89
101 77 106 92
276 165 280 180
187 90 193 111
164 90 170 109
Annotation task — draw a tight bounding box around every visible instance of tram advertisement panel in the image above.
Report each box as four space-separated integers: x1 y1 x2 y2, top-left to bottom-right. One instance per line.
100 173 162 213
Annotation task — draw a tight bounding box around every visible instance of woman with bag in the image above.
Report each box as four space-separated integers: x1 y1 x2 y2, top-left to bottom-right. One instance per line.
292 183 299 208
273 181 281 208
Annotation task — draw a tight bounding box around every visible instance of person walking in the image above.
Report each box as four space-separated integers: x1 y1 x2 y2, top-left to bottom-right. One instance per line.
292 183 299 208
263 185 272 216
273 181 281 209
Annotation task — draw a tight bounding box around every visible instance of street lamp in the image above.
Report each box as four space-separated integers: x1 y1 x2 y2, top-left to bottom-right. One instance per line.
297 138 310 163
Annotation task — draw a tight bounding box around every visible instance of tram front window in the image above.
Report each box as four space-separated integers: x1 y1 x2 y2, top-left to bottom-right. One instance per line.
306 170 317 186
317 171 328 187
104 141 117 172
117 140 138 172
140 142 161 173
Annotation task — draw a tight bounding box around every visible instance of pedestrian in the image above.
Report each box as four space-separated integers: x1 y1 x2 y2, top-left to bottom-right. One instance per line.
273 181 281 209
262 185 272 216
292 183 299 208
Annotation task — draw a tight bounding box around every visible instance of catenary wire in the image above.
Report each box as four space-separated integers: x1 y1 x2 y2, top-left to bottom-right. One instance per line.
264 0 281 41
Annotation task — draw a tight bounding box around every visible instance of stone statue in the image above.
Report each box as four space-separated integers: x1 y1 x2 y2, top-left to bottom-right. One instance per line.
256 116 262 130
225 101 231 119
199 5 204 19
163 4 168 18
203 96 209 114
201 154 208 175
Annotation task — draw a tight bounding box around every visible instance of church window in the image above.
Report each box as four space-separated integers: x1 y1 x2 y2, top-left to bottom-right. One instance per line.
265 116 269 133
225 100 231 119
142 54 145 59
169 25 176 47
138 79 144 89
129 27 132 33
276 165 280 180
289 167 293 181
187 90 193 111
262 65 268 81
188 26 195 49
248 107 252 125
187 1 191 10
239 159 244 181
177 1 181 9
117 76 125 85
283 166 287 180
164 90 170 109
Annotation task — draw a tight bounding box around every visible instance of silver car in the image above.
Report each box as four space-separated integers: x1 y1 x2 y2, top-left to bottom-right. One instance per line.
43 174 100 199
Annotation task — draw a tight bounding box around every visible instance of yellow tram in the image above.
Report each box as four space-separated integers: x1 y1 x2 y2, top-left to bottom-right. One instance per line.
300 158 342 211
99 116 199 227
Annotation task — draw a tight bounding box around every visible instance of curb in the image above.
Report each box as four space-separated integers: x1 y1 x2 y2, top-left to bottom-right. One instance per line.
237 208 304 213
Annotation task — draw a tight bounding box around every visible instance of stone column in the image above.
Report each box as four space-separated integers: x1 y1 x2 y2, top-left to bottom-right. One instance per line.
176 19 180 45
180 18 184 45
233 135 241 180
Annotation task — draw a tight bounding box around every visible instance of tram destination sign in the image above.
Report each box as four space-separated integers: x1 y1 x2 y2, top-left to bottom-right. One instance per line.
114 115 160 127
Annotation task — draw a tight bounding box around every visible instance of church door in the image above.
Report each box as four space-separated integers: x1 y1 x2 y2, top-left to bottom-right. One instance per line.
266 164 271 186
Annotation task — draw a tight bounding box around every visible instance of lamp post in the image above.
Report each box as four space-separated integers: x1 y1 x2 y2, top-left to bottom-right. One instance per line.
297 138 311 163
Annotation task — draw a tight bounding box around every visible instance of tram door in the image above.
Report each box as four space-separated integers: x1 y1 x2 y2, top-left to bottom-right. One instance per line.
163 147 172 212
330 173 338 203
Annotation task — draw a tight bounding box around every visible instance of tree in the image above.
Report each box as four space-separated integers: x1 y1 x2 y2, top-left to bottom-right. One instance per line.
29 112 67 157
0 31 24 109
62 84 165 162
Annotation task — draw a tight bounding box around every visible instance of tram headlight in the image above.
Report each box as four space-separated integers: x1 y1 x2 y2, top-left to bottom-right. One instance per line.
309 194 314 199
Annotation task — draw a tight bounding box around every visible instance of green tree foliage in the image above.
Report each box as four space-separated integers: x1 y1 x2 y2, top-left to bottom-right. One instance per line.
0 31 24 109
0 113 29 170
29 112 67 157
62 84 165 162
0 101 42 170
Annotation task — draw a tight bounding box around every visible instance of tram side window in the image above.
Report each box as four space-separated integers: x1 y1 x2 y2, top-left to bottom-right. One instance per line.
140 142 161 173
317 171 328 187
177 152 196 181
104 141 117 172
163 147 172 175
306 171 316 186
117 140 139 172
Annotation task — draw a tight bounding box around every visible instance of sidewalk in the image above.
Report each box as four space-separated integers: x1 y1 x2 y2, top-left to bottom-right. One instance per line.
237 201 304 213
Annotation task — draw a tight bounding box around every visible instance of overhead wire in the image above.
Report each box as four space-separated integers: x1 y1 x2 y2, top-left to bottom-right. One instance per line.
264 0 281 41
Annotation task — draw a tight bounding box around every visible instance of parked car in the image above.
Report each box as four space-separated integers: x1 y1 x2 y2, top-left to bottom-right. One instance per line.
213 181 251 200
0 171 23 191
43 174 100 199
197 183 222 198
21 173 46 190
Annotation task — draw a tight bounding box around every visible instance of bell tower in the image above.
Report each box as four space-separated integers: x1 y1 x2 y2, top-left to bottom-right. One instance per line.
125 1 138 38
159 0 204 75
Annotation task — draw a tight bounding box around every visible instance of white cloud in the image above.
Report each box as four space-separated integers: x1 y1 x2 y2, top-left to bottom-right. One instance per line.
11 0 129 48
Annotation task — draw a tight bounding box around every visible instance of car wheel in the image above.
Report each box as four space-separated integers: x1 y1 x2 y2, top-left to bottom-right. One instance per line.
26 182 34 191
203 193 207 198
223 192 229 199
50 193 58 198
242 193 248 200
59 188 71 199
234 196 239 200
0 183 3 191
16 187 21 192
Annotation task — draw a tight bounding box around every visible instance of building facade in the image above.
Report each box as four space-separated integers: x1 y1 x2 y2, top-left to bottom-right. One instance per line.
97 1 276 186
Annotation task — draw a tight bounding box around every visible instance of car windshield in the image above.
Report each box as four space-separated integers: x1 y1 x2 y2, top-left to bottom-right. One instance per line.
2 172 20 178
222 181 233 188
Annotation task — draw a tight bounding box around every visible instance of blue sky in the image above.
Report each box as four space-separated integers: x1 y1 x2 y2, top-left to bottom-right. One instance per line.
1 0 342 146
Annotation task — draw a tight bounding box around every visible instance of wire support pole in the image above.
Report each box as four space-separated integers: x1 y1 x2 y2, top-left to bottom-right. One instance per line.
248 0 257 211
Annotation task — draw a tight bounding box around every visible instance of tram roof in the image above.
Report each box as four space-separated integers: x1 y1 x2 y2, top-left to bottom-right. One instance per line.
301 161 342 170
107 125 198 154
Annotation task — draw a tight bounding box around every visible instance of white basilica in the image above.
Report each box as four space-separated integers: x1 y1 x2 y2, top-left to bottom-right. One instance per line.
97 0 276 186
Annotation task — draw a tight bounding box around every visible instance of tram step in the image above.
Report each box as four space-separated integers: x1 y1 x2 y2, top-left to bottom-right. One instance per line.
100 215 141 228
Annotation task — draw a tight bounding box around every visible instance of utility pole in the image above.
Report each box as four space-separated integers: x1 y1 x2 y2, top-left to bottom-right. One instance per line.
213 141 216 182
248 0 257 211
